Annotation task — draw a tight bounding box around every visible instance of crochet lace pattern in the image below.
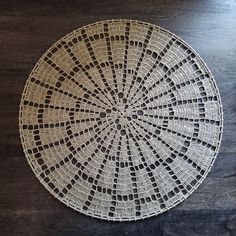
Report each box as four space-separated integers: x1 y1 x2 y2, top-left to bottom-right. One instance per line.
19 19 223 221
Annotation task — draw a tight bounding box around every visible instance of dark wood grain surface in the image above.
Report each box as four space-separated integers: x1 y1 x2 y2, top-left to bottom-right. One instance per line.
0 0 236 235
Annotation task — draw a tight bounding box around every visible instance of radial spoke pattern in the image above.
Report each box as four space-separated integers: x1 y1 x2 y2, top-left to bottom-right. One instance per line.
19 19 223 221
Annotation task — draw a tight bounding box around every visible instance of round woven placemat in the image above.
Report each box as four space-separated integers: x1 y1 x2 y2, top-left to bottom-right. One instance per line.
19 19 223 221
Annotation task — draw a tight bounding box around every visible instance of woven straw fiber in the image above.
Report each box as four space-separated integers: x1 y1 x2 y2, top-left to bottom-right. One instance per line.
19 19 223 221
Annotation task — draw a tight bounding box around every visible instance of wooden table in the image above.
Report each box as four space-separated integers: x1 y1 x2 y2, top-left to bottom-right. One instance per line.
0 0 235 235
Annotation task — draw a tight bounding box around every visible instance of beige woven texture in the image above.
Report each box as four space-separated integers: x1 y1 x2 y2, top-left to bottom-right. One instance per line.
19 19 223 221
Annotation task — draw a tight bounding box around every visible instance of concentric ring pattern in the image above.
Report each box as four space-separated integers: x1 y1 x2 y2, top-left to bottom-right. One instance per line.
19 19 223 221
